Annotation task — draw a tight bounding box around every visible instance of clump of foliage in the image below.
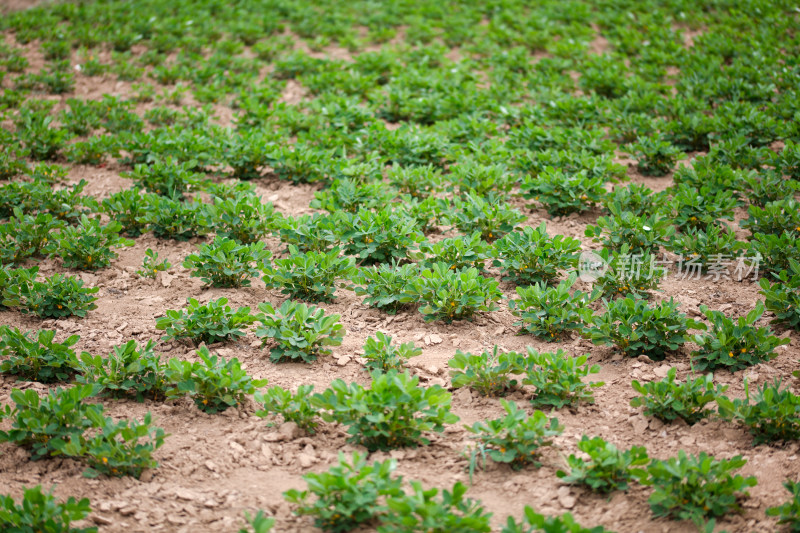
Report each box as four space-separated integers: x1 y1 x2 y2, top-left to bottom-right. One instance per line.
255 385 319 435
466 400 563 471
491 223 581 286
156 297 257 345
402 263 502 323
448 346 527 397
261 246 355 302
255 301 344 363
165 346 267 413
557 436 649 493
76 340 169 402
284 452 403 532
691 302 790 371
0 326 79 383
183 236 270 288
362 331 421 373
585 297 699 360
630 368 728 425
0 485 96 533
717 380 800 445
313 370 458 452
523 349 603 409
509 274 596 340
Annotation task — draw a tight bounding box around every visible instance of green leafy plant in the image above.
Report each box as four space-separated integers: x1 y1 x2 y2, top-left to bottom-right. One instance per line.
717 380 800 445
278 212 342 253
740 198 800 236
352 262 418 314
663 184 738 231
75 340 169 402
165 346 268 413
759 259 800 330
586 297 698 360
362 332 421 373
523 349 603 409
55 215 133 270
0 208 64 262
379 481 492 533
630 368 727 425
691 302 790 371
491 223 581 286
239 510 275 533
136 248 171 278
100 188 148 237
766 480 800 531
142 196 211 241
284 452 403 533
124 158 202 198
0 326 79 383
156 297 257 345
0 485 96 533
509 275 596 340
447 192 525 241
209 193 278 244
629 136 682 176
642 451 756 526
502 507 610 533
58 412 165 479
448 346 528 397
419 232 490 271
0 384 101 460
521 168 606 217
557 436 649 493
585 204 675 255
667 224 746 273
466 400 563 471
590 246 665 300
339 207 424 265
261 246 355 302
255 385 319 434
3 272 99 318
313 370 458 451
402 263 502 323
183 236 271 288
255 300 344 363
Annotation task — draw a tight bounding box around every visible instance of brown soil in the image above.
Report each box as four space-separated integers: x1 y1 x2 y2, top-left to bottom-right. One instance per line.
1 26 799 533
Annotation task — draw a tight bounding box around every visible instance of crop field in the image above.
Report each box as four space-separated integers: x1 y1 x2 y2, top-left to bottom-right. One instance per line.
1 0 800 531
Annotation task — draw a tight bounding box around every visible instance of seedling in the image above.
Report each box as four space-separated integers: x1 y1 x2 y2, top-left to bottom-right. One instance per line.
362 332 421 373
183 237 271 288
557 436 649 493
380 481 492 533
136 248 171 278
691 302 790 371
0 486 95 533
165 347 268 413
491 223 581 286
448 346 527 397
509 274 596 340
255 301 344 363
642 451 756 526
0 326 80 383
402 263 502 323
261 246 355 302
284 452 403 532
466 400 563 471
524 349 603 409
3 272 99 318
586 297 699 360
156 297 256 345
255 385 319 434
766 480 800 530
55 215 133 270
631 368 727 425
717 380 800 445
352 262 418 314
313 370 458 451
76 340 169 402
